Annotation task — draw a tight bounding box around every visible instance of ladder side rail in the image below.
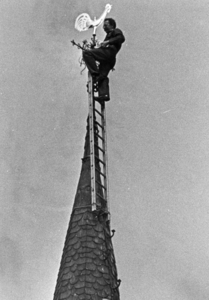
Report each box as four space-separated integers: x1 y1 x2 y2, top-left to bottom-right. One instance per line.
88 72 97 211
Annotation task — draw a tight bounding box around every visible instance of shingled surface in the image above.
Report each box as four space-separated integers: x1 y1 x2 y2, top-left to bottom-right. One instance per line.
53 120 120 300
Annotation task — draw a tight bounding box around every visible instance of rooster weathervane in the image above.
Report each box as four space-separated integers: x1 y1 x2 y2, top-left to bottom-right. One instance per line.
75 4 112 35
71 4 112 58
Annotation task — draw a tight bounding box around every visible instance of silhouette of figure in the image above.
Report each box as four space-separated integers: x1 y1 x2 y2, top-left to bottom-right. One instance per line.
83 18 125 101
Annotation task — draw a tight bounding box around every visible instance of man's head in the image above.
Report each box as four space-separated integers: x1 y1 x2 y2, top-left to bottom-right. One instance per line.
103 18 116 33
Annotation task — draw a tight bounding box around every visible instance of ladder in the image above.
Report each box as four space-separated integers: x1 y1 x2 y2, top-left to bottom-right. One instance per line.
87 72 109 214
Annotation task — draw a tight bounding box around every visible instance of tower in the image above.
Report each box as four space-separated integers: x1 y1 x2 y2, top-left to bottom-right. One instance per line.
53 59 120 300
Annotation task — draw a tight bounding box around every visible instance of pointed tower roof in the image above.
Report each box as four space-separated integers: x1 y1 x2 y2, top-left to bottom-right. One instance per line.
53 119 120 300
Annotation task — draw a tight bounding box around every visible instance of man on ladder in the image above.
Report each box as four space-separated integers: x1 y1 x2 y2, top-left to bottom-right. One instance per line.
83 18 125 102
72 6 125 211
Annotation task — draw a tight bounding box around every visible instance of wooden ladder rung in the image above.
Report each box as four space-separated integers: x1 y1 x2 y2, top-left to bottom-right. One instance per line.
95 133 104 142
96 180 106 190
94 108 103 117
95 167 106 178
95 156 106 165
95 120 104 130
96 193 107 202
95 144 105 153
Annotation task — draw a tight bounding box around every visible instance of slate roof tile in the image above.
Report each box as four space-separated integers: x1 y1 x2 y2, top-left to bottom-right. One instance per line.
107 243 113 251
79 236 90 242
96 276 108 286
85 287 95 295
94 223 103 232
61 280 68 287
85 224 95 231
84 246 94 253
74 208 88 215
74 281 85 289
71 214 83 222
74 288 85 295
65 256 73 263
70 288 76 296
73 241 81 250
71 295 79 300
70 226 80 234
77 218 87 226
69 275 78 285
93 281 103 290
85 263 96 271
85 257 93 263
77 264 85 271
93 237 104 244
104 286 112 295
98 232 105 240
98 265 109 274
84 212 94 219
80 269 91 276
62 267 71 275
98 288 110 298
104 277 111 284
78 253 86 258
78 295 86 300
72 252 79 261
92 269 102 278
85 252 95 259
87 218 97 225
75 257 86 265
64 261 74 268
74 270 82 277
93 248 102 256
98 243 107 251
94 257 103 266
60 290 71 299
85 241 96 249
70 264 77 272
68 236 79 246
85 282 94 288
85 275 96 283
86 228 97 237
75 229 85 237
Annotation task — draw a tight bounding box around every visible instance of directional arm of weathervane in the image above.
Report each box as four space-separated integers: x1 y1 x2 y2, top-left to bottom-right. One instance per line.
71 40 85 50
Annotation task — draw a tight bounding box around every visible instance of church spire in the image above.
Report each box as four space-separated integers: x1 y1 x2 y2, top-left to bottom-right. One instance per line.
53 119 120 300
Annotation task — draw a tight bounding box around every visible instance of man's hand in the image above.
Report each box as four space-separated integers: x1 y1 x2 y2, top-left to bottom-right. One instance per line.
100 41 109 48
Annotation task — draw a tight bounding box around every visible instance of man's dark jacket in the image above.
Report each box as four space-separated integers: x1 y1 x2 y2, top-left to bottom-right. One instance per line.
104 28 125 54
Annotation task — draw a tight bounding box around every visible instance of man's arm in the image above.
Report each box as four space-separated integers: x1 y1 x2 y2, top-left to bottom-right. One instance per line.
105 29 125 46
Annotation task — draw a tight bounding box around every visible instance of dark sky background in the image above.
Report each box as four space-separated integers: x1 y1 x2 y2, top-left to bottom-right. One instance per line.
1 1 209 299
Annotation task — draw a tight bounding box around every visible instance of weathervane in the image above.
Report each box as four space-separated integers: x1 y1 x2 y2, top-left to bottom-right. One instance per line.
72 4 112 49
75 4 112 35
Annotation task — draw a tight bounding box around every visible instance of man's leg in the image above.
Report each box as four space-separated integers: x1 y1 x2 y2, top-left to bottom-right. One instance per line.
82 50 99 76
83 48 115 77
98 77 110 100
96 60 115 100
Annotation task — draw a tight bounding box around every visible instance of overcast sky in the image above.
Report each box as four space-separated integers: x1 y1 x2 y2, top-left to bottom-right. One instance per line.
1 1 209 299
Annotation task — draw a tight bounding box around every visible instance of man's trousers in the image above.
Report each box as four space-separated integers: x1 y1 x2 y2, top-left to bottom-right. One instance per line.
83 48 116 98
